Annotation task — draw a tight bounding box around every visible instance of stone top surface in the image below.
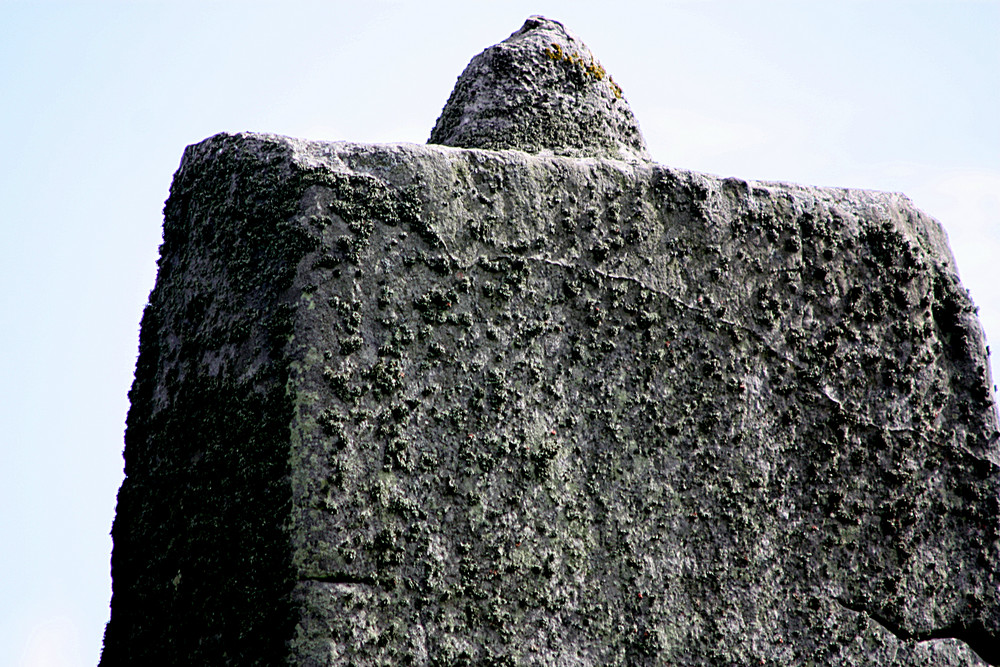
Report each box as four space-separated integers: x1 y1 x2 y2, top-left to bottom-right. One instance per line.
428 16 651 161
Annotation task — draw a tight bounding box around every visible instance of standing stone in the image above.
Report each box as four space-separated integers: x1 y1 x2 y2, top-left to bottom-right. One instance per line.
101 17 1000 667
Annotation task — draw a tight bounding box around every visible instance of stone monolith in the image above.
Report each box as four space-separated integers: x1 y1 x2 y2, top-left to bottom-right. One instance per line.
101 16 1000 666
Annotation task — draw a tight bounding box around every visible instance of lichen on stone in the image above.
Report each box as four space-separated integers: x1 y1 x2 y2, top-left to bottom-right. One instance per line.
429 16 650 162
103 17 1000 667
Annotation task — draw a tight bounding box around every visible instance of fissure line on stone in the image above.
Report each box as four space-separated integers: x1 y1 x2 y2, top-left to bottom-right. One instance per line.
432 246 963 444
524 253 808 371
521 254 980 443
834 597 999 665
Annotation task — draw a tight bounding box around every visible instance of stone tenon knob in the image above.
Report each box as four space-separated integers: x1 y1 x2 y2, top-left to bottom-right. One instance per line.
429 16 651 161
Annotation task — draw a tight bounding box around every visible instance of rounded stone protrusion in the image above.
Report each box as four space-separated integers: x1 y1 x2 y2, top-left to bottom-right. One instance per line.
429 16 651 161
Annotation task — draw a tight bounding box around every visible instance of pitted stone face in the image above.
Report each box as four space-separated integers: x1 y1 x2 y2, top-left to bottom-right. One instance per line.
429 16 651 161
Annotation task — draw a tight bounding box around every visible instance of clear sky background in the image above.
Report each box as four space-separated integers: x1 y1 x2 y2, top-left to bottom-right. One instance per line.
1 1 997 665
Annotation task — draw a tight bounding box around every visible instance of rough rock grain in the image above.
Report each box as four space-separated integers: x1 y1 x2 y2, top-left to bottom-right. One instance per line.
102 16 1000 667
101 132 1000 666
429 16 649 161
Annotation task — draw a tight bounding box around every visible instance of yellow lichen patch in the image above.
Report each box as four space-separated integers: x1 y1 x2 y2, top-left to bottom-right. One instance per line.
608 76 623 99
544 42 622 99
585 60 605 80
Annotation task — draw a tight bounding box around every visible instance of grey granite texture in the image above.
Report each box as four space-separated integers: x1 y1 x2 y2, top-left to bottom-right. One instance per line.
101 16 1000 667
100 132 1000 666
429 16 650 161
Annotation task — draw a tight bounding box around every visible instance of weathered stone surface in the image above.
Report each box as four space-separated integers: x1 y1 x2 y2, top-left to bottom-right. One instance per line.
103 17 1000 667
101 131 1000 666
429 16 649 161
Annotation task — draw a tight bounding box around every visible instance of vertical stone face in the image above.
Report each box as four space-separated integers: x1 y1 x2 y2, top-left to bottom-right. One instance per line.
103 17 1000 667
100 137 307 665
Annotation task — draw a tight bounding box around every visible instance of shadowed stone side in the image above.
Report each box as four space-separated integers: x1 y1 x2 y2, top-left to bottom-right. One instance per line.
429 16 650 161
103 130 1000 665
100 137 309 665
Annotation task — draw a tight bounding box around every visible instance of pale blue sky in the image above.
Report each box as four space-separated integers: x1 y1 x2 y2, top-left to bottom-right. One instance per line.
1 2 997 665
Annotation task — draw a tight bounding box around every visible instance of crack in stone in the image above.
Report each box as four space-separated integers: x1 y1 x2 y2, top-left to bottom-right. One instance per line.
834 597 999 665
518 254 994 463
523 253 806 367
408 240 1000 663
